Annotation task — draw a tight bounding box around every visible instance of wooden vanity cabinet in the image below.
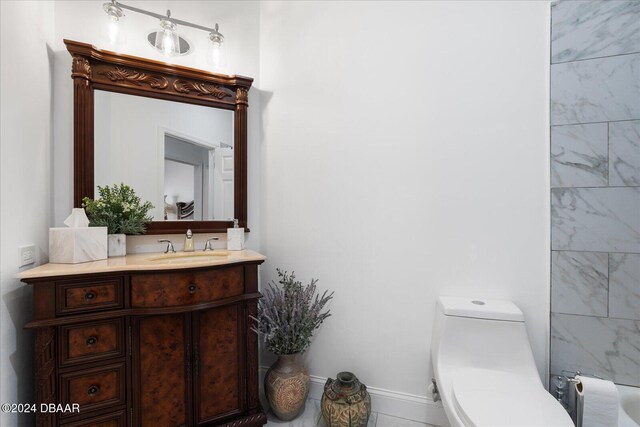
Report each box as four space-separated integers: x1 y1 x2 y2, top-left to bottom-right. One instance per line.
132 305 244 427
23 261 266 427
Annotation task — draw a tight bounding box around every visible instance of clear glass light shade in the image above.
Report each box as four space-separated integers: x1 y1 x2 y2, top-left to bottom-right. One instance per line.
102 2 125 47
155 19 180 56
208 32 227 71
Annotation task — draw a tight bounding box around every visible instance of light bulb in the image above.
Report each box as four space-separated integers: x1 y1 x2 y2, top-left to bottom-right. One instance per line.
210 41 223 67
102 1 124 47
208 26 226 71
162 32 174 55
155 18 180 56
107 17 119 45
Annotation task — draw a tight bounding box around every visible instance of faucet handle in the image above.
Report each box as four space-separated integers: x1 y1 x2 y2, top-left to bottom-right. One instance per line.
203 237 219 251
158 239 176 253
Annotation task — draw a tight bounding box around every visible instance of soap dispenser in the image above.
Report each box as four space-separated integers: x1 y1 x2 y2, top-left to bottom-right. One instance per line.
184 229 195 252
227 219 245 251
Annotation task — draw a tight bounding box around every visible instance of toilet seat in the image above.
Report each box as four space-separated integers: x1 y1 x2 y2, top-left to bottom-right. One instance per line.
452 369 574 427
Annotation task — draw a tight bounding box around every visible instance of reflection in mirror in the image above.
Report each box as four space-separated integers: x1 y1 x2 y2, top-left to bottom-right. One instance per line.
94 91 234 221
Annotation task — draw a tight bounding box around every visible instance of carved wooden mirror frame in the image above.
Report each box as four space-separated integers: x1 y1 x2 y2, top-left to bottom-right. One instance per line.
66 39 253 234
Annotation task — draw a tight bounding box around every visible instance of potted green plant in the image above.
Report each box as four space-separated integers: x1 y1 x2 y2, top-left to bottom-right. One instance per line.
82 183 154 257
252 269 334 420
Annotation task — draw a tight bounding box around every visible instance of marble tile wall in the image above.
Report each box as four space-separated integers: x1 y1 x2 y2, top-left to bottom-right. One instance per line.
550 54 640 126
551 1 640 63
550 0 640 387
610 120 640 186
551 123 608 188
551 187 640 253
551 251 608 317
550 314 640 386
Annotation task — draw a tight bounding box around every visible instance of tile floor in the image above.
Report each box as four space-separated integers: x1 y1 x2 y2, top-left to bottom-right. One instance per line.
265 398 435 427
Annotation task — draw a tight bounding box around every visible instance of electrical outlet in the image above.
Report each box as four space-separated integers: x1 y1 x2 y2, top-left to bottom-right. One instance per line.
19 244 36 267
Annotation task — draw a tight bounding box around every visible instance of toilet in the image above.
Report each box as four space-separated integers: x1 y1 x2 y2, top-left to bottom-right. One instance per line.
431 296 574 427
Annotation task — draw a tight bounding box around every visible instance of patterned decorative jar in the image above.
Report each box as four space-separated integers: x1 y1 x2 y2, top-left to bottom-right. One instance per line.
265 353 309 420
321 371 371 427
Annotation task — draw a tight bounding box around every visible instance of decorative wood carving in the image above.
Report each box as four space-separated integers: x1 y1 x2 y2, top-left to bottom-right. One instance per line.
247 301 259 411
218 412 268 427
65 39 253 234
98 67 168 89
236 87 249 105
71 55 91 79
35 327 56 427
173 80 231 99
245 265 260 411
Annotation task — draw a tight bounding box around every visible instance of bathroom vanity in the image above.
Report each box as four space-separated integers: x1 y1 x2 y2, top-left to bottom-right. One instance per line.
19 251 267 427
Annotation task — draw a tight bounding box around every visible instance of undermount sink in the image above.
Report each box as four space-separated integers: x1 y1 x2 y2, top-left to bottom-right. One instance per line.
147 251 229 263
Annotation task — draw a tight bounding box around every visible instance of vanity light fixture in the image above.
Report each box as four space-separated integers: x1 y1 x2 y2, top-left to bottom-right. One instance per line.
102 0 226 67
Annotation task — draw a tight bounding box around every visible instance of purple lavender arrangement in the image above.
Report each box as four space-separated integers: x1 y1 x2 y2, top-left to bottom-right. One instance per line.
253 269 334 355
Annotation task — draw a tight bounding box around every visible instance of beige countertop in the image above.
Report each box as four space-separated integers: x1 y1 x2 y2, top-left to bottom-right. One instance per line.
17 250 266 280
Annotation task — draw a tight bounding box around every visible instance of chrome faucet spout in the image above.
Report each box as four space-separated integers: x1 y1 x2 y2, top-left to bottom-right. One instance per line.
203 237 219 251
158 239 176 253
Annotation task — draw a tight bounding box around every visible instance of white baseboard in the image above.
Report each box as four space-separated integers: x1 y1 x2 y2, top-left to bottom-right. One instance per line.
259 367 448 427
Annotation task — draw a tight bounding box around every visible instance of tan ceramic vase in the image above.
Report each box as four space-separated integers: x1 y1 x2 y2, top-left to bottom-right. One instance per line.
321 372 371 427
265 353 310 420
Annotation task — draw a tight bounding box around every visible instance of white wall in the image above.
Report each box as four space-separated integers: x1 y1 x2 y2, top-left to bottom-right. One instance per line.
52 0 261 252
259 0 550 401
165 159 195 209
0 1 55 425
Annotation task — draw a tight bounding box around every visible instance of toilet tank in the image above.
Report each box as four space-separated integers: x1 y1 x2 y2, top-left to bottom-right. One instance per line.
431 297 540 382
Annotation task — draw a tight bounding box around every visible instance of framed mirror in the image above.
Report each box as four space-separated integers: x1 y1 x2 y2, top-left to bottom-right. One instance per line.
66 39 253 234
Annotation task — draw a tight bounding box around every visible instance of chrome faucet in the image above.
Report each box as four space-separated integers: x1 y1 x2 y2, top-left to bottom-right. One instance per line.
184 229 195 252
203 237 219 251
158 239 176 253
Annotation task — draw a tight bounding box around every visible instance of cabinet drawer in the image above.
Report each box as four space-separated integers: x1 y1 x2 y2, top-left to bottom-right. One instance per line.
59 319 125 367
62 410 126 427
57 278 123 315
131 266 244 307
59 362 126 418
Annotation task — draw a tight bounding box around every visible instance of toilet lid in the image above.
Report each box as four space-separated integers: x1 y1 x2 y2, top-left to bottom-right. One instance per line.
452 369 574 427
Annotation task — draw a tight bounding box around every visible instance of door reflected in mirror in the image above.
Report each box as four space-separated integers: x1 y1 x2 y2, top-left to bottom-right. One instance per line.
94 90 234 221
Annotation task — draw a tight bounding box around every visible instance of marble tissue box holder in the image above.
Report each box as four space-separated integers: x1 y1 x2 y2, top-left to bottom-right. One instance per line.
49 227 108 264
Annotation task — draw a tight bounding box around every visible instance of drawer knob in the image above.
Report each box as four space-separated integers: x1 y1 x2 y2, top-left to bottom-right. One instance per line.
87 385 99 396
188 284 197 294
86 336 98 346
84 291 96 300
